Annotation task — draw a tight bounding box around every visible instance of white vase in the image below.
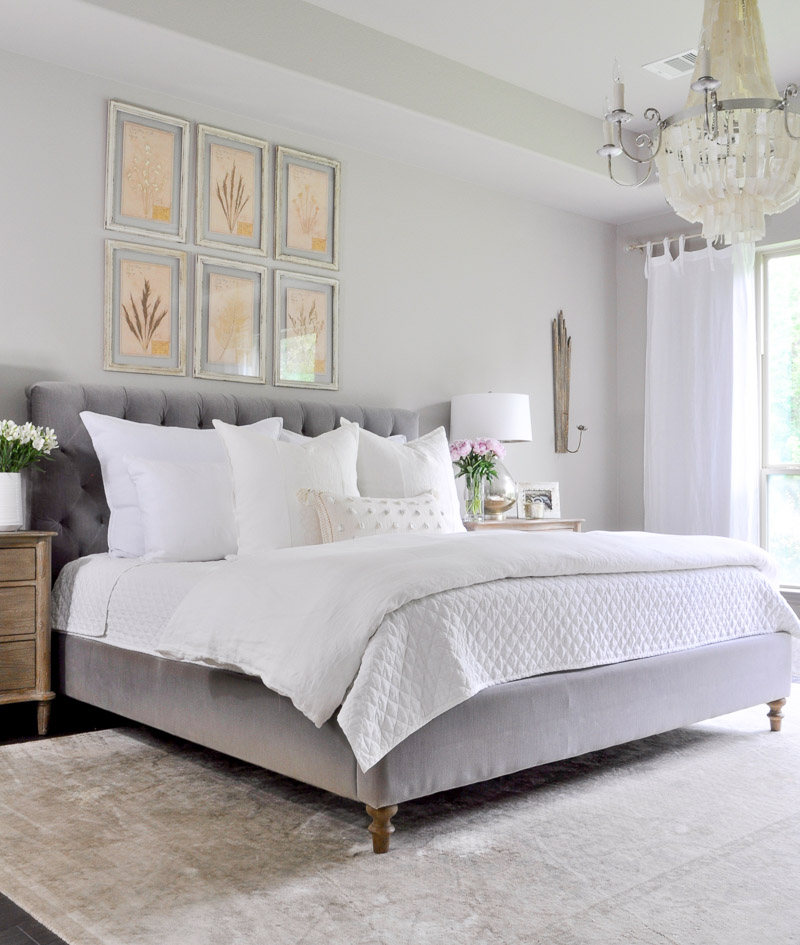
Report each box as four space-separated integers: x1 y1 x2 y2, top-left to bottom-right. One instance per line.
0 472 24 531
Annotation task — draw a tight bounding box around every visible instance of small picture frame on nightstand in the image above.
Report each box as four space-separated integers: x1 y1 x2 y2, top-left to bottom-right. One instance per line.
518 481 560 519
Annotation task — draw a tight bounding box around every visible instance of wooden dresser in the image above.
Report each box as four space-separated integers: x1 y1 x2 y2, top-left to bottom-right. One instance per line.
0 531 56 734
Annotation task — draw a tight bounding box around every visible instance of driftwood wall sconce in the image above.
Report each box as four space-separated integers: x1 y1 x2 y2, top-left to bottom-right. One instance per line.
551 310 586 454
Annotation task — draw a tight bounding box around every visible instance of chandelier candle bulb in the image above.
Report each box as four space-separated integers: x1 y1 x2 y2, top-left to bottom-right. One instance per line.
697 29 711 77
612 60 625 111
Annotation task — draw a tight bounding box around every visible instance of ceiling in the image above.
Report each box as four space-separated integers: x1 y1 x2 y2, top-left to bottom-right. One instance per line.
3 0 799 227
303 0 800 125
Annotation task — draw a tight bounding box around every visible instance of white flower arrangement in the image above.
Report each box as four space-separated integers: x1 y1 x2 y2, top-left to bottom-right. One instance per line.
0 420 59 472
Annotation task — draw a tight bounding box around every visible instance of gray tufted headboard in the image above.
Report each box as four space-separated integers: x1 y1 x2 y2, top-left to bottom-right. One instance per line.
27 382 419 578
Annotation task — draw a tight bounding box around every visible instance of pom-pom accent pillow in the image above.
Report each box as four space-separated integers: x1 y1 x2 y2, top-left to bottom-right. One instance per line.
302 490 447 543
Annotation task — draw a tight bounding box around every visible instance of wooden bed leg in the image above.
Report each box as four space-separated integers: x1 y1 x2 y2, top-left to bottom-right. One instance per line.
767 698 786 732
366 804 398 854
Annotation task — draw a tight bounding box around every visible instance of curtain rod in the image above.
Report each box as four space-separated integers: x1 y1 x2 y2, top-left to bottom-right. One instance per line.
625 232 708 253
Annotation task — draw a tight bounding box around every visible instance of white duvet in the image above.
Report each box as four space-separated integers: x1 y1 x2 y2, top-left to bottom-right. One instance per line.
154 530 800 769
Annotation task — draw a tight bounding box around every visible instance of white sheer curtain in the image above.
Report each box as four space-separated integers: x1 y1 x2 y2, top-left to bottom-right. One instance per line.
644 237 759 542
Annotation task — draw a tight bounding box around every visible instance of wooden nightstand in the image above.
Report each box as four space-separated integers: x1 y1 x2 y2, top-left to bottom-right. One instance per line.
464 517 585 533
0 531 56 735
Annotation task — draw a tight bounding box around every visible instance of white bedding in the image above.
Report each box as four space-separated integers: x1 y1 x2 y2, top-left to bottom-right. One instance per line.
53 531 800 771
52 554 223 651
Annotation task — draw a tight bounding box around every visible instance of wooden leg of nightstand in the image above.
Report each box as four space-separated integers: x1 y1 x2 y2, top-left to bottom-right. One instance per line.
37 701 51 736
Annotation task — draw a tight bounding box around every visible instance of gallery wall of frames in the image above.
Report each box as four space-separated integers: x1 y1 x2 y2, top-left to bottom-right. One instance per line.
103 100 341 390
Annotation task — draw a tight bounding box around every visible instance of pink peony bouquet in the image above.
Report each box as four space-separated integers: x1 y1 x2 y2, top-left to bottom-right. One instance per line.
449 438 505 482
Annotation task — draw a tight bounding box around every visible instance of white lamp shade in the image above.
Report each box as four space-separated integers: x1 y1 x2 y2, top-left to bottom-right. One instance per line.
450 392 532 442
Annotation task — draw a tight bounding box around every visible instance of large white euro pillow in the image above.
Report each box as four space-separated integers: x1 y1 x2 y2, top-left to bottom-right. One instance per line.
280 427 407 446
80 411 283 558
128 458 237 562
213 420 360 553
340 419 465 533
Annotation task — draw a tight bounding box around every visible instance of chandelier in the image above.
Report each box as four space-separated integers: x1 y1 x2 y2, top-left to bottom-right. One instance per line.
598 0 800 243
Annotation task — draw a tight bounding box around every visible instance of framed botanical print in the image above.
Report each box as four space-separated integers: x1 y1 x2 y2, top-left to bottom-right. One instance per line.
104 240 187 375
196 125 269 256
194 256 267 383
104 101 189 242
274 270 338 390
275 146 340 270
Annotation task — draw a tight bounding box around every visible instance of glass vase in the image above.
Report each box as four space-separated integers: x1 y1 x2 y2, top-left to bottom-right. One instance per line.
463 474 485 523
482 460 517 520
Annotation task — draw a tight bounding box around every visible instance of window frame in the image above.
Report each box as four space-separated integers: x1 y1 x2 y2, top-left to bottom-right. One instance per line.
756 242 800 593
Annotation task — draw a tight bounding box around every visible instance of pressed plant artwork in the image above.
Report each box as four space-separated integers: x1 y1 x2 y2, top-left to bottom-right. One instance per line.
119 259 172 358
106 102 188 241
105 241 186 376
207 272 255 365
286 164 329 253
282 287 328 381
274 271 337 389
194 256 265 383
276 147 339 269
120 121 174 222
209 143 255 238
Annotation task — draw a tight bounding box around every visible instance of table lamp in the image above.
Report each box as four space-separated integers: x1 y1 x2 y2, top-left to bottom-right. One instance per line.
450 393 532 519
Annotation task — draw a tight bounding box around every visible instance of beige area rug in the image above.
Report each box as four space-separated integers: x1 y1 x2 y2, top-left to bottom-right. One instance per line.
1 691 799 945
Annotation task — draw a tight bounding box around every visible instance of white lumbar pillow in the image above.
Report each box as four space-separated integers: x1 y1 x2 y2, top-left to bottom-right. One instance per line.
128 458 237 562
213 420 360 553
303 490 445 543
80 411 283 558
340 419 465 533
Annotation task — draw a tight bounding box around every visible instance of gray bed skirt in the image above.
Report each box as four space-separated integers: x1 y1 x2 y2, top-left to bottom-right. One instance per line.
53 630 793 810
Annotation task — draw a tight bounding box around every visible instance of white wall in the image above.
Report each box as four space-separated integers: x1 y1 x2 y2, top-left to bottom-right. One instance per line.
0 49 620 530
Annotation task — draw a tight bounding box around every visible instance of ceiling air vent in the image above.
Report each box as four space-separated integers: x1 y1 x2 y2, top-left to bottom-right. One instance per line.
643 50 697 80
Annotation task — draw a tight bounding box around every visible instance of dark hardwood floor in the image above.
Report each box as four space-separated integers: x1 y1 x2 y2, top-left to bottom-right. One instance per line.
1 698 123 945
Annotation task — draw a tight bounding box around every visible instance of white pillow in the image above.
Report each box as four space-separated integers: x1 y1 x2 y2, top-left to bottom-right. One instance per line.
128 458 237 562
303 490 445 543
80 411 283 558
213 420 359 553
340 420 464 533
280 428 407 445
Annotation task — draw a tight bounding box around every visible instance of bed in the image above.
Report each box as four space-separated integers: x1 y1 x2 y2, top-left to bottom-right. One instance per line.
28 381 796 854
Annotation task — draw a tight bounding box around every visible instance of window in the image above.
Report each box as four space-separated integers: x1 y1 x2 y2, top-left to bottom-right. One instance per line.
758 246 800 589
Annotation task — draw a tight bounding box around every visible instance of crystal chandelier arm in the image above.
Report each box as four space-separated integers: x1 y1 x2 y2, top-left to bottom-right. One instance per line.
782 84 800 141
613 109 663 163
605 155 654 188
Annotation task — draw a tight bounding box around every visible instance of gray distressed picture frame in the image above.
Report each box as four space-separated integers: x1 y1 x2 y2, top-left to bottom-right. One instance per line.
104 100 190 243
273 270 338 390
196 125 269 256
275 146 340 270
104 240 187 376
194 255 268 384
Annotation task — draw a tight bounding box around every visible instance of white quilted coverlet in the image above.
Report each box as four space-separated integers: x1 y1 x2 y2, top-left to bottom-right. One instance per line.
151 530 799 769
53 554 223 651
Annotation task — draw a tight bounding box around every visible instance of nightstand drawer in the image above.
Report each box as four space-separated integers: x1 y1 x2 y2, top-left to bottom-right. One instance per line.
0 548 36 583
0 640 35 692
0 586 36 636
